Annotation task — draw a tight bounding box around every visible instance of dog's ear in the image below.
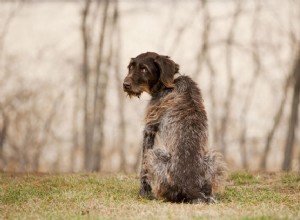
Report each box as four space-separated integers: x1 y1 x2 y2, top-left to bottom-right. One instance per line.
154 55 179 88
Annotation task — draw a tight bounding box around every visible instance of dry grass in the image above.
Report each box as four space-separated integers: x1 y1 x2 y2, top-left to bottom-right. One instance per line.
0 172 299 219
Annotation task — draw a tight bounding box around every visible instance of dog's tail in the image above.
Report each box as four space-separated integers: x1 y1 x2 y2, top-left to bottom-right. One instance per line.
204 149 227 193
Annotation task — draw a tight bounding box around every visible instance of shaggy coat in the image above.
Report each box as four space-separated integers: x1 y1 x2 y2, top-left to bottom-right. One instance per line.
123 52 226 203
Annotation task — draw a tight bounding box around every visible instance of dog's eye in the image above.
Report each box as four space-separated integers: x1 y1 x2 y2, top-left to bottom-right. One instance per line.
141 68 147 73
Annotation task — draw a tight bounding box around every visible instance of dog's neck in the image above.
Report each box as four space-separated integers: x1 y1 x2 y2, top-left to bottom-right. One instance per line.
149 73 180 98
149 80 173 99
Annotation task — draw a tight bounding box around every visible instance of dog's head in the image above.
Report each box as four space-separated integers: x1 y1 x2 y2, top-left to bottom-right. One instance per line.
123 52 179 97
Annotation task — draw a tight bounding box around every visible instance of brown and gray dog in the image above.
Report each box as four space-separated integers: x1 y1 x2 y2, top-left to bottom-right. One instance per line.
123 52 226 203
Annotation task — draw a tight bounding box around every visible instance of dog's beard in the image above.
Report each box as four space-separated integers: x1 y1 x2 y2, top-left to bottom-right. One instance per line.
124 90 142 98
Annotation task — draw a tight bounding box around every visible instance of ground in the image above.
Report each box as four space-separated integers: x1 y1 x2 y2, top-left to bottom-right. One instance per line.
0 172 299 219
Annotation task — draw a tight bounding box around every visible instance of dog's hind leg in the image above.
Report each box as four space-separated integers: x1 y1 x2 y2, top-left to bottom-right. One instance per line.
144 148 171 199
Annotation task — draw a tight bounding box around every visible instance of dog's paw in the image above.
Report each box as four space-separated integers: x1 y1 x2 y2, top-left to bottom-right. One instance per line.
191 193 217 204
206 196 217 204
191 197 217 204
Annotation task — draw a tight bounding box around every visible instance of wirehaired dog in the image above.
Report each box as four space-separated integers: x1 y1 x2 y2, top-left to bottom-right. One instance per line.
123 52 227 203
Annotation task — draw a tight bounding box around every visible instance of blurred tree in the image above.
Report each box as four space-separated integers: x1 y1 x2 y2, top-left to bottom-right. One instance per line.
0 109 8 170
282 47 300 171
92 0 110 172
219 0 242 158
260 74 291 170
81 0 93 171
111 0 128 172
80 0 121 172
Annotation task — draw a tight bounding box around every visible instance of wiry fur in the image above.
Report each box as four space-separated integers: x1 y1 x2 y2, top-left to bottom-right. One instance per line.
123 52 227 203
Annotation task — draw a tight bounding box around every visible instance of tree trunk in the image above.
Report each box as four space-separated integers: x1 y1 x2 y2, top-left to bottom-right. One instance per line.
112 0 127 172
70 78 80 172
81 0 93 171
92 0 110 171
238 2 261 170
260 75 290 170
219 0 242 157
0 109 8 170
282 49 300 171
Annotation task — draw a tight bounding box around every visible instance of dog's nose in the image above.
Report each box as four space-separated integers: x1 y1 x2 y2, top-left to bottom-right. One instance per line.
123 82 131 90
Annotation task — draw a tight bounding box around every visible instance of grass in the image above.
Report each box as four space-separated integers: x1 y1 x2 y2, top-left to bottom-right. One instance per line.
0 172 299 219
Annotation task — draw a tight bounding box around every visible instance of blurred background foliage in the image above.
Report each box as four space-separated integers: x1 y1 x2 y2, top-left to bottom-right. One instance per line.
0 0 299 173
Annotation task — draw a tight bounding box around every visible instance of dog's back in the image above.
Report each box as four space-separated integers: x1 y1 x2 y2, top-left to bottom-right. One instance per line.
144 75 226 202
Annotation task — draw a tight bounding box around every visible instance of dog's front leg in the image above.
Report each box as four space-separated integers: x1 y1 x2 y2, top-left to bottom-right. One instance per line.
139 123 158 198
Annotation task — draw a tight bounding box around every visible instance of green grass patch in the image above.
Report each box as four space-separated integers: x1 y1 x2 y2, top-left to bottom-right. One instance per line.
219 186 287 204
230 172 261 185
0 172 299 219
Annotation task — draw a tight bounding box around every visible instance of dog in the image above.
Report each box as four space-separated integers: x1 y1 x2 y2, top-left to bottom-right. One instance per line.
123 52 226 203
